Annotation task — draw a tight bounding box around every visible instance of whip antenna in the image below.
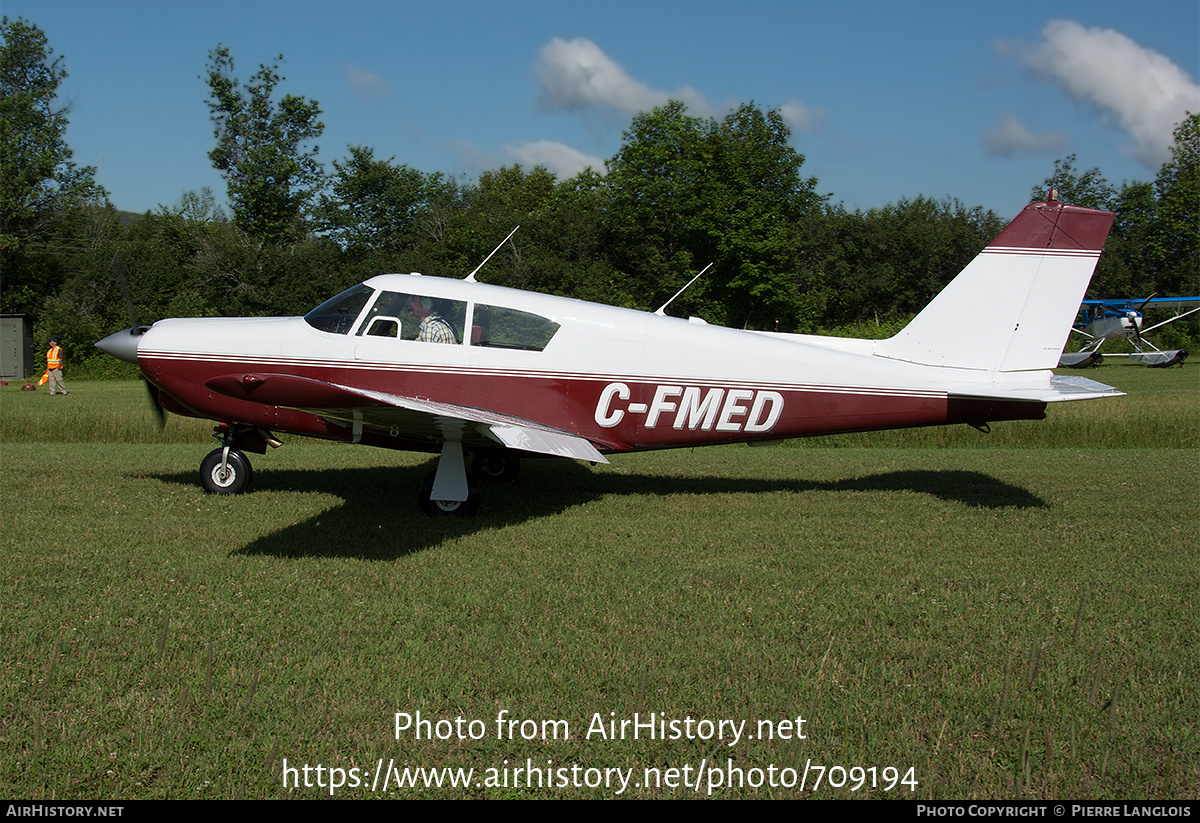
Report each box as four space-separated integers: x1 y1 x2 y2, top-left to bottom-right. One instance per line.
655 263 713 316
465 226 520 282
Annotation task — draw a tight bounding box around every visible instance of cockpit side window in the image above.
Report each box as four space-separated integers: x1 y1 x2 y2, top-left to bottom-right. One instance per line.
470 305 560 351
303 284 374 335
355 291 466 344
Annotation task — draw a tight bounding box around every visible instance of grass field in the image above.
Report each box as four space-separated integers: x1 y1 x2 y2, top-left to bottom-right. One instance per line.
1 365 1196 799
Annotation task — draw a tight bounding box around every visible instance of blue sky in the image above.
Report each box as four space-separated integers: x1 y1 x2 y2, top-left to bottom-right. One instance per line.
7 0 1199 220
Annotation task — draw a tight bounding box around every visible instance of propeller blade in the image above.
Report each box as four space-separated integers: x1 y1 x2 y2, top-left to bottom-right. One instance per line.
145 379 166 428
110 254 163 428
112 254 144 335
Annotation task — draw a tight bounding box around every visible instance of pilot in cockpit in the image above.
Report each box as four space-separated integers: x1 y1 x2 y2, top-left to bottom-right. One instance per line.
408 295 458 344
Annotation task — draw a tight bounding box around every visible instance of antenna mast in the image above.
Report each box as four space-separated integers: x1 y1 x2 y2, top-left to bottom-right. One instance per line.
655 263 713 316
465 226 520 282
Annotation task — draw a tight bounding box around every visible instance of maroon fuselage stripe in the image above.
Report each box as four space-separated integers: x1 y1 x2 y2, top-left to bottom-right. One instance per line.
143 355 1046 452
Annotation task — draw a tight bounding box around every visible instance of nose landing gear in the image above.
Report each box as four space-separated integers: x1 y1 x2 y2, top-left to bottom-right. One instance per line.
198 424 273 495
200 446 252 494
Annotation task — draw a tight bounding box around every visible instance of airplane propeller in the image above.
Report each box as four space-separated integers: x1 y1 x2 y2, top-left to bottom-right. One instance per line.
100 254 165 427
1129 293 1157 350
143 379 166 428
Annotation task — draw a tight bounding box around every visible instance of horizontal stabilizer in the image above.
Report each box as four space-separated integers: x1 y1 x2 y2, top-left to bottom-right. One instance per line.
949 374 1124 404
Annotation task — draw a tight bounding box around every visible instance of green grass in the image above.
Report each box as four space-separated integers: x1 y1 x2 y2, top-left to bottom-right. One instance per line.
3 365 1195 448
0 365 1196 799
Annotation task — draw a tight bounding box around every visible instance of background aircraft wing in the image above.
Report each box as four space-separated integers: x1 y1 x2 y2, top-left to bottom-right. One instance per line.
1082 296 1200 310
1143 297 1200 308
204 372 609 463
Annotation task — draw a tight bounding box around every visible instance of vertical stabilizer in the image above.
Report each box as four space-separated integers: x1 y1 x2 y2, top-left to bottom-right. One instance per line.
874 200 1114 372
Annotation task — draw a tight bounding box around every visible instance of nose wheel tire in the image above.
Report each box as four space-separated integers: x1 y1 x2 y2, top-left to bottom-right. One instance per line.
200 448 253 495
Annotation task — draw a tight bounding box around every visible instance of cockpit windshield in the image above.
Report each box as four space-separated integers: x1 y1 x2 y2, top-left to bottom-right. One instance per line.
303 284 374 334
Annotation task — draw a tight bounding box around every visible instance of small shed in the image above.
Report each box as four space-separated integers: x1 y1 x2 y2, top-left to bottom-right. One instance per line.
1 315 35 379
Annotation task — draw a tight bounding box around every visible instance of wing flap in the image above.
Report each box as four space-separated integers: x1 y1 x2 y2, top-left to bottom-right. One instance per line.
489 424 607 462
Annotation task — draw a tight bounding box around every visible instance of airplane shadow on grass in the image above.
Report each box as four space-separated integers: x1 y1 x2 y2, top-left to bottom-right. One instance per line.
151 460 1047 560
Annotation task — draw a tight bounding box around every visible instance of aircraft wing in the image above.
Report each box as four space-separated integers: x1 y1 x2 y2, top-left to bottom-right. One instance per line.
204 372 609 463
947 374 1124 404
1083 297 1200 309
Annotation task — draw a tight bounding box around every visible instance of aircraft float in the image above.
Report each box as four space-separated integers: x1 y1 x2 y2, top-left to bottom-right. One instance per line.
97 195 1123 515
1058 295 1200 368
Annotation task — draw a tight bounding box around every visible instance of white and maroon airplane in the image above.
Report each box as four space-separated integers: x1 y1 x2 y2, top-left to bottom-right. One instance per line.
97 196 1122 515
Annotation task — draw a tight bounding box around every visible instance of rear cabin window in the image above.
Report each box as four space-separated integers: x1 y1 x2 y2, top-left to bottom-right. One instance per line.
470 305 560 351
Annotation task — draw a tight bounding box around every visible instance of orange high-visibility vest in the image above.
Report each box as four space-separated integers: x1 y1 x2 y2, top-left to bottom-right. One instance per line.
47 345 62 369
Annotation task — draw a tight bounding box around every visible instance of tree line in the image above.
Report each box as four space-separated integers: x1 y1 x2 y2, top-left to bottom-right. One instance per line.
3 18 1197 372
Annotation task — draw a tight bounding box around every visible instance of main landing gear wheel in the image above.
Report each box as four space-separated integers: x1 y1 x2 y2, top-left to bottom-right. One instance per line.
418 472 480 517
471 454 521 482
200 448 253 495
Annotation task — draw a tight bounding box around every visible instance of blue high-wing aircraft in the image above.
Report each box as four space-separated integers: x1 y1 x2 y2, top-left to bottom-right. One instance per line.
1059 296 1200 368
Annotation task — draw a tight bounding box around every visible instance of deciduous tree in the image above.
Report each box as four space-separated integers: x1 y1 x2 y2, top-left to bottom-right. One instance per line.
1 17 104 311
606 101 823 328
204 46 324 244
1152 113 1199 295
316 146 427 253
1030 154 1116 211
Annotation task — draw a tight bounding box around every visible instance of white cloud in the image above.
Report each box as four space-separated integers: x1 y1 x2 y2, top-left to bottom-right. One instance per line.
984 113 1068 157
778 98 825 133
344 65 390 99
506 140 606 178
535 37 709 116
1022 20 1200 167
534 37 823 136
525 38 823 176
450 140 494 176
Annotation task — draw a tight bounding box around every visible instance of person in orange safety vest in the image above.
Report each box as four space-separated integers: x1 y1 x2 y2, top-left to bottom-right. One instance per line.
46 338 68 395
